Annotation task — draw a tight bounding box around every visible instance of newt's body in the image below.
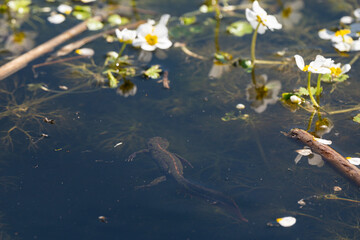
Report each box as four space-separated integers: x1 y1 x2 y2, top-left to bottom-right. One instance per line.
128 137 247 222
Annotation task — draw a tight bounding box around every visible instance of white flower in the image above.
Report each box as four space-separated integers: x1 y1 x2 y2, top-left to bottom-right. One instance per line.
276 216 296 227
115 28 137 44
275 0 304 30
318 28 360 52
57 4 72 15
294 55 332 74
132 14 172 51
245 0 282 34
346 157 360 165
47 13 66 24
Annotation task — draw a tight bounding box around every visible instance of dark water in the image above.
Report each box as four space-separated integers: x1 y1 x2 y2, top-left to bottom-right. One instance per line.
1 0 360 239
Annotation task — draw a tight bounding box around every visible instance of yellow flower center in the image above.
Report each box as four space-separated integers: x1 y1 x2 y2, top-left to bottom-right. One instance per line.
145 34 158 46
330 67 342 76
303 65 309 72
335 29 351 37
282 7 292 18
256 15 266 26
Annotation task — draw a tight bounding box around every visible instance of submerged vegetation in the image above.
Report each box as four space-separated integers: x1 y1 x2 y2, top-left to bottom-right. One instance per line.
2 0 360 239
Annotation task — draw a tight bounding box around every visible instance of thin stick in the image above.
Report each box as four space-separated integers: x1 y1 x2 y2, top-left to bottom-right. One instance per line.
0 16 102 81
287 128 360 187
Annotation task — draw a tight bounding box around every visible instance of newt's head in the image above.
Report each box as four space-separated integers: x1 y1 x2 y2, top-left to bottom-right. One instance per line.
148 137 169 149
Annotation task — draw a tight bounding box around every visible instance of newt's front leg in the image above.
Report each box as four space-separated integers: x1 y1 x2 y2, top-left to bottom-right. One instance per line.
127 149 149 162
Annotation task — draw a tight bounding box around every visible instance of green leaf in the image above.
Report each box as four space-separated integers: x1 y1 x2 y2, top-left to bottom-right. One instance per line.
353 114 360 124
72 11 91 20
320 74 332 83
297 87 319 96
144 65 162 79
227 21 253 37
107 71 119 88
214 52 232 64
7 0 31 13
180 16 196 25
72 5 92 20
281 92 293 100
321 73 349 83
119 17 130 25
107 14 122 26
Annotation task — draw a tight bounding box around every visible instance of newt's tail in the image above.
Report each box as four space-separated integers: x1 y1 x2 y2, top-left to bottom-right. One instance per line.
175 174 248 222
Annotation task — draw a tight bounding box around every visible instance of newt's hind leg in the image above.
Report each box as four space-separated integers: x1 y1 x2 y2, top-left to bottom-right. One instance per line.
174 153 194 168
135 176 167 190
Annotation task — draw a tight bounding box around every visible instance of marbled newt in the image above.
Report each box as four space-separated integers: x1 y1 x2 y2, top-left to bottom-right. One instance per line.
127 137 247 222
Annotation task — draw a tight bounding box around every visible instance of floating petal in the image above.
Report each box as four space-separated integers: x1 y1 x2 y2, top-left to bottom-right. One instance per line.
313 137 332 145
276 216 296 227
47 13 65 24
346 157 360 165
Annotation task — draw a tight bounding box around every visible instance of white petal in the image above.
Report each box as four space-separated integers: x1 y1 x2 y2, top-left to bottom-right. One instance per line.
57 4 72 14
354 8 360 19
313 137 332 145
340 16 353 24
350 40 360 51
334 41 351 52
252 1 267 16
266 15 282 30
341 64 351 74
236 104 245 110
141 43 157 51
75 48 94 57
295 148 312 156
156 37 172 49
47 13 65 24
158 14 170 26
347 157 360 165
257 25 267 34
136 22 153 37
132 37 145 47
294 55 305 70
115 28 122 39
276 216 296 227
246 8 257 24
318 29 334 40
294 154 303 164
154 25 169 38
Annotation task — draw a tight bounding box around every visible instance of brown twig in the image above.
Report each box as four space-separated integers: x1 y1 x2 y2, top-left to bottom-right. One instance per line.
0 16 102 81
287 128 360 187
